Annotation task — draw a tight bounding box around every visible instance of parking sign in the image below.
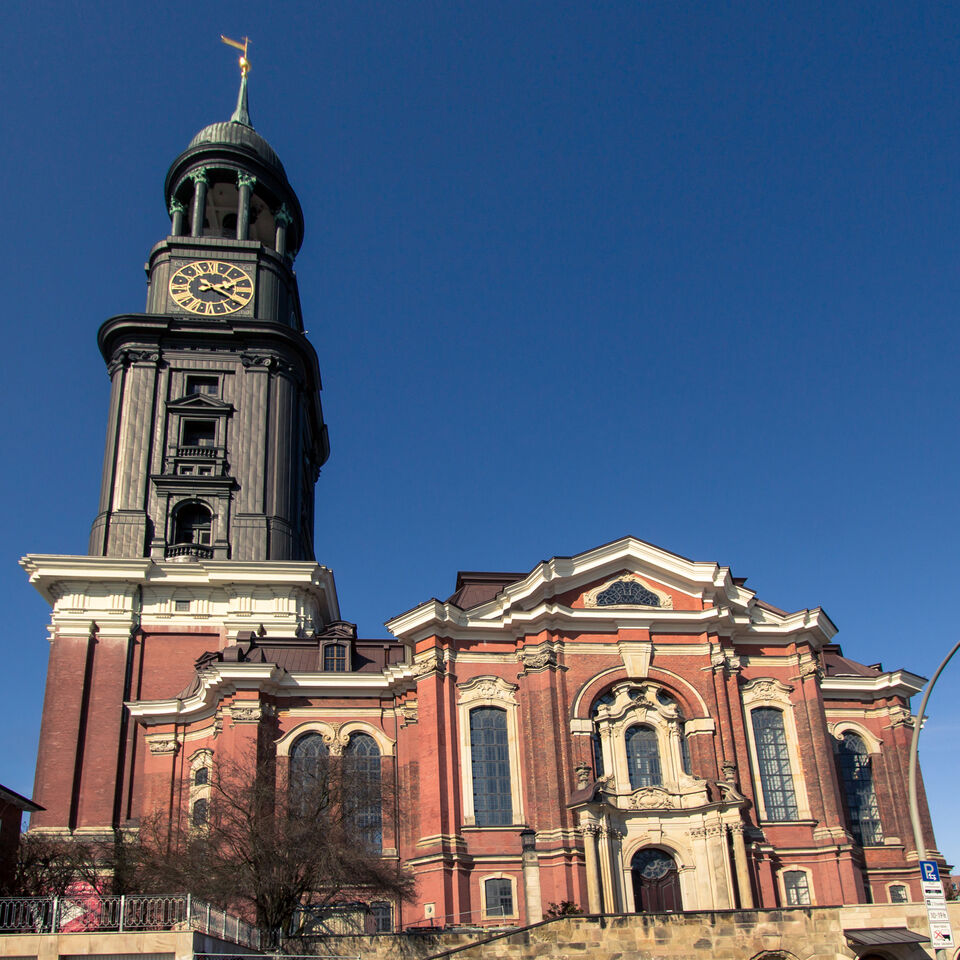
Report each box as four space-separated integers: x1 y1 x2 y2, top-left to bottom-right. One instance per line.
921 860 941 883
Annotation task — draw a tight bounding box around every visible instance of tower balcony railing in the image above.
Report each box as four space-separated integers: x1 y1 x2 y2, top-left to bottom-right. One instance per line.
176 444 223 459
0 893 260 947
165 543 214 561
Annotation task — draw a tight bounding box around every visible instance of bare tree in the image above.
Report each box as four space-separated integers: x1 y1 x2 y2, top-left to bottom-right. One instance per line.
134 751 414 945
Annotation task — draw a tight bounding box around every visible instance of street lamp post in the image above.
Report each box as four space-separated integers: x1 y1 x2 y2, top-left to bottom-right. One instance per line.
907 636 960 960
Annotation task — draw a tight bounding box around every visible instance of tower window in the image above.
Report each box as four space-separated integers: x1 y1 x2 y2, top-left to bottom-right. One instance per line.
175 599 190 612
173 503 213 546
182 419 216 448
470 707 513 826
889 884 909 903
186 375 219 396
751 708 799 820
323 643 348 672
625 725 662 789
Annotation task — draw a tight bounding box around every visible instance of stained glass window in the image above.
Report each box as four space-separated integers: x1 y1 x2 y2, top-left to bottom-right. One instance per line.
625 725 662 789
597 580 660 607
484 878 514 917
323 643 348 671
345 732 382 849
834 732 883 845
194 766 208 786
783 870 811 905
631 847 677 880
470 707 513 826
751 708 799 820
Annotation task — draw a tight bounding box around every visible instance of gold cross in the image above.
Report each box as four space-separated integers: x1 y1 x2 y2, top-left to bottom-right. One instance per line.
220 34 251 76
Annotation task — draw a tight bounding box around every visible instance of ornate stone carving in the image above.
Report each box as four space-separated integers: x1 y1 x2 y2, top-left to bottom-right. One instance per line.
887 706 915 728
274 203 293 227
231 703 262 723
517 647 558 672
575 762 592 789
740 677 793 706
188 167 209 185
711 648 742 674
236 172 257 189
413 654 441 678
168 198 186 216
797 655 824 681
628 786 678 810
147 736 179 756
457 675 518 706
399 702 419 725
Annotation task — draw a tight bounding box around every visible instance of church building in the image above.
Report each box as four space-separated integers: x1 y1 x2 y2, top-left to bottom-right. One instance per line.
21 63 945 932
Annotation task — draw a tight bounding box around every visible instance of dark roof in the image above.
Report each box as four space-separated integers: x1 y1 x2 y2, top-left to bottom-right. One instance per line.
188 120 284 173
844 928 928 945
822 644 883 678
447 571 528 609
0 783 43 812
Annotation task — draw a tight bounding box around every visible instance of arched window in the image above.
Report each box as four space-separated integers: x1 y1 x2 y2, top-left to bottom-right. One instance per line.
173 502 212 546
194 766 208 786
323 643 348 672
289 732 330 809
191 797 208 827
834 732 883 845
597 579 660 607
625 725 662 789
470 707 513 826
751 708 799 820
344 733 382 850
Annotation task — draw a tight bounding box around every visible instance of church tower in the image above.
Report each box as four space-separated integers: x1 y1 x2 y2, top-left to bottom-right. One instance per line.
22 54 343 834
88 60 328 563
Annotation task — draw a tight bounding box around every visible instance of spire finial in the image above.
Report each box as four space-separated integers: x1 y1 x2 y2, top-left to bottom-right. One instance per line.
220 35 252 126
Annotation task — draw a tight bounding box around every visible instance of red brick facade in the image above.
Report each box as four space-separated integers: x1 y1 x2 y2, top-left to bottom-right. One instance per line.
22 537 943 929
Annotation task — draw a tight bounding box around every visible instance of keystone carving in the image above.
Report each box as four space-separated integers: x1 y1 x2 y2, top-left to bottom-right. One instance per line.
628 786 678 810
457 675 518 706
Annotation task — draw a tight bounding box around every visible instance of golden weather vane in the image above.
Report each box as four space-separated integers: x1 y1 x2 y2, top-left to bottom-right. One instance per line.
220 34 251 76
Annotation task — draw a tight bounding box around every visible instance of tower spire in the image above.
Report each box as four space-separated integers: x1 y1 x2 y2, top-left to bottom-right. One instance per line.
220 34 252 126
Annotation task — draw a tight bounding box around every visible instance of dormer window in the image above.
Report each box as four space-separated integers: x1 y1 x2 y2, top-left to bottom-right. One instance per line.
323 643 348 672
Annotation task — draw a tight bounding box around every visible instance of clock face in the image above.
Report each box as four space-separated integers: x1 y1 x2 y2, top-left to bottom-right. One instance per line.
169 261 254 316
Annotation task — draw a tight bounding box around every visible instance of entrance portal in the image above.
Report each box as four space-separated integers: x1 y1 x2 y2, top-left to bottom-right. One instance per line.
631 848 681 912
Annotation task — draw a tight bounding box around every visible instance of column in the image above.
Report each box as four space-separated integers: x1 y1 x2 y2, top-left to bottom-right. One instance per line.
579 821 603 913
189 168 209 237
236 173 256 240
169 198 186 236
730 823 754 908
520 829 543 923
274 203 292 255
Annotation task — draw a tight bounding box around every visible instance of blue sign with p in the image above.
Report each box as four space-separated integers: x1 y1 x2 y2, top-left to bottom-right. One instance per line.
920 860 940 882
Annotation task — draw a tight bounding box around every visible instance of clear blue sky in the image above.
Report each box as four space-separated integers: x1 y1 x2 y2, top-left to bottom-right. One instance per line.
2 1 959 865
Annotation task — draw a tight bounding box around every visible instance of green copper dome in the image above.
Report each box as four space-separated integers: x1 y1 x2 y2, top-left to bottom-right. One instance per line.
187 120 284 173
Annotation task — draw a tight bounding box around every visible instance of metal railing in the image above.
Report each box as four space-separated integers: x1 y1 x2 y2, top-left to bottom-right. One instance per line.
0 894 260 948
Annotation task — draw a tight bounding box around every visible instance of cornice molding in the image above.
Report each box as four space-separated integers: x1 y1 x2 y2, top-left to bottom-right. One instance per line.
385 536 836 647
820 671 926 701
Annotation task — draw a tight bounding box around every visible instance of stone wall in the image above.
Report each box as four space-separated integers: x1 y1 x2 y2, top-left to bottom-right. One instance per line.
315 903 960 960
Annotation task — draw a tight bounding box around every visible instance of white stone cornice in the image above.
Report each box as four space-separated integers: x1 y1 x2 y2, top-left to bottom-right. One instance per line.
384 536 836 647
820 670 926 701
127 659 418 725
21 554 342 635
